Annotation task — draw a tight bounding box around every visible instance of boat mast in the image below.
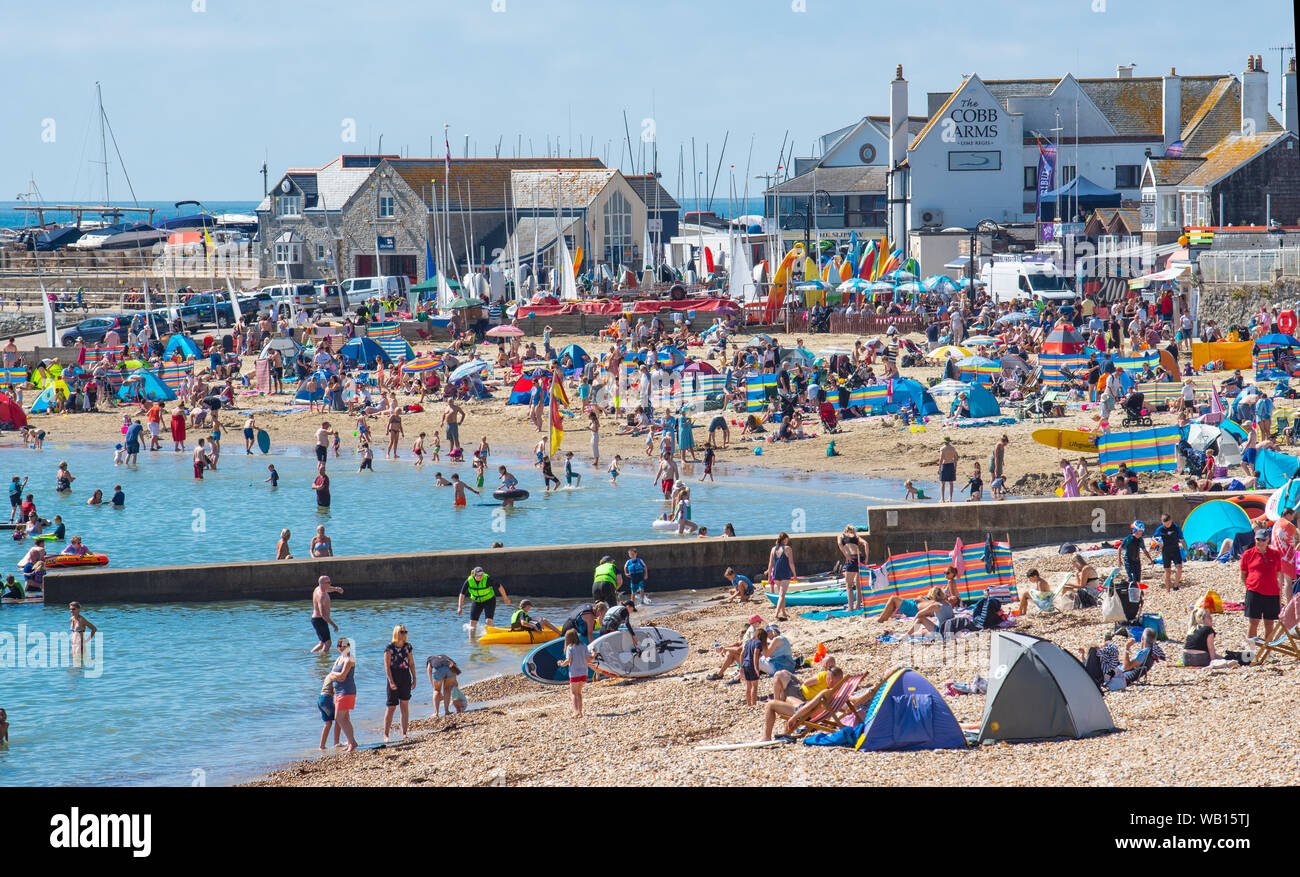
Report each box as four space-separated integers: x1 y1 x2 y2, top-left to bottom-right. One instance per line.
96 82 110 207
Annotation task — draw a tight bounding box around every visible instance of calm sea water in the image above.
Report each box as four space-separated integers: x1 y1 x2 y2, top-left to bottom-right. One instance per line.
0 438 921 786
0 440 905 566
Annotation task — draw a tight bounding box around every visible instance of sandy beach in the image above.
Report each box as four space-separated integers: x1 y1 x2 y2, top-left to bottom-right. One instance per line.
248 545 1300 787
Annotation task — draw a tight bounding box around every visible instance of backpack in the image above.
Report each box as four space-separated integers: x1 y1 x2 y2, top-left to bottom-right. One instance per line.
970 597 1002 630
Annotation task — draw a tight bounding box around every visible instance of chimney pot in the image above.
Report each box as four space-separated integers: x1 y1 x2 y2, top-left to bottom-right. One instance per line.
895 64 904 80
1290 57 1297 73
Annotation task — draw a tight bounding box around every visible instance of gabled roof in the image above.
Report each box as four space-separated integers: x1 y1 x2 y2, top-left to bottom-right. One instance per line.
623 174 680 211
259 155 386 214
511 169 619 209
1178 132 1293 188
768 165 888 195
387 157 606 210
1146 157 1205 186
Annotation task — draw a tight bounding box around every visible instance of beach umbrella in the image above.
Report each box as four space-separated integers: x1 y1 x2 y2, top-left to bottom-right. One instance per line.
448 359 491 382
867 281 895 296
927 345 971 360
817 345 854 357
1043 324 1086 355
837 278 871 293
795 280 832 292
1000 354 1031 374
929 379 971 396
485 325 523 338
922 274 960 293
954 277 985 290
895 281 923 295
956 356 1001 384
746 334 776 347
882 269 916 283
963 335 1000 347
401 355 443 373
446 296 480 310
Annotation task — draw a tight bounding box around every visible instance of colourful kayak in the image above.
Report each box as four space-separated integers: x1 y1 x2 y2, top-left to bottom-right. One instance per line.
766 589 848 607
479 625 561 646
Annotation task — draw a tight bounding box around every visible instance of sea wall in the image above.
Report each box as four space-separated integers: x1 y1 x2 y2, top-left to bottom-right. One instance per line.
43 492 1214 605
1197 281 1300 331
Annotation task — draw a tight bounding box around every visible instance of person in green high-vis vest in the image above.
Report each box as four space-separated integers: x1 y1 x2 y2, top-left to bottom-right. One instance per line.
591 555 623 605
457 566 510 640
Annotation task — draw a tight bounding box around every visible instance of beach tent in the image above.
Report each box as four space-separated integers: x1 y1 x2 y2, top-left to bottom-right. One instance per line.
979 632 1116 743
366 322 414 362
964 382 1000 418
1256 448 1300 489
558 344 590 370
116 370 176 403
1184 422 1242 467
1253 333 1300 376
803 667 966 752
259 336 301 360
1182 500 1253 548
164 334 202 360
1042 325 1086 355
891 378 940 416
780 346 815 367
0 391 27 428
506 374 547 405
28 385 58 414
293 371 331 403
339 336 391 368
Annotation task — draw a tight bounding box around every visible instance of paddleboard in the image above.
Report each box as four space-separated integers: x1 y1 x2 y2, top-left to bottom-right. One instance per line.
767 589 848 607
522 638 587 686
478 625 560 646
257 429 271 454
589 626 688 678
1031 428 1097 454
800 607 867 621
1 594 42 605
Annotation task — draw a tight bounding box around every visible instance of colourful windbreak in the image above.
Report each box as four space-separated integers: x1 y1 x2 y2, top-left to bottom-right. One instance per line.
1038 353 1089 389
1098 426 1180 474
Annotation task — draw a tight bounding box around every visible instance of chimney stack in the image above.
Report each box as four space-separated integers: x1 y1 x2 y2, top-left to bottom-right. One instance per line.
1242 54 1269 136
889 64 909 170
1162 67 1182 151
1116 64 1134 79
1285 56 1298 137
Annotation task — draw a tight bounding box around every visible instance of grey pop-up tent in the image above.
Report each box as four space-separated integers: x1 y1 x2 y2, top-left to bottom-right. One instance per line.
979 631 1116 743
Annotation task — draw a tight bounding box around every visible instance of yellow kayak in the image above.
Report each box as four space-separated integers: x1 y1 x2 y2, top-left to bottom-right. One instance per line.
478 626 561 646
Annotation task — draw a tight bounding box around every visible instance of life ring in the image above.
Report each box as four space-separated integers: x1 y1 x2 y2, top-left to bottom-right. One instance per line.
1281 310 1297 335
493 488 530 501
45 553 108 568
668 283 687 301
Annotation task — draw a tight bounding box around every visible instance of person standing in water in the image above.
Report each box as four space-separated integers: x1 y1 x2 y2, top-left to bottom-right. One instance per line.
310 525 333 557
382 625 416 742
450 473 478 507
936 438 959 503
330 638 357 752
68 601 97 666
310 575 344 654
313 463 331 510
457 566 509 640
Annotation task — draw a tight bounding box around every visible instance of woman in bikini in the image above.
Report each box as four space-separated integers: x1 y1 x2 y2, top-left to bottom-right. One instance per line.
766 532 797 622
838 525 867 611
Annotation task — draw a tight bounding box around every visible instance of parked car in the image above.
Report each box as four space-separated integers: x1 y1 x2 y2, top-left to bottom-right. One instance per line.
338 275 409 309
262 282 318 316
60 315 131 347
177 292 237 328
314 282 346 315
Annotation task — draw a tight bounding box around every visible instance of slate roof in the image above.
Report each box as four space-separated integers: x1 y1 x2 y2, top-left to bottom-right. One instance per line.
624 174 681 211
769 166 888 195
388 158 606 210
1179 133 1291 188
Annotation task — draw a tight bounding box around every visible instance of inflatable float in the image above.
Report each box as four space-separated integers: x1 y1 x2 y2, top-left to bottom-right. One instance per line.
651 518 680 531
44 554 108 569
765 588 849 607
493 488 530 502
478 625 560 646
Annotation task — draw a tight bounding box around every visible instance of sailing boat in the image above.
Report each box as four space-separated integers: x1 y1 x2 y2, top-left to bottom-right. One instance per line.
558 235 580 301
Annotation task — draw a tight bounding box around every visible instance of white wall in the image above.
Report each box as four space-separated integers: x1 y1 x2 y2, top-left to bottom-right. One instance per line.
1017 142 1153 220
819 121 889 168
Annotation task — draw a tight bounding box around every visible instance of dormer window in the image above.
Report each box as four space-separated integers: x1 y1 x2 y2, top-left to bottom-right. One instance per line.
275 194 302 218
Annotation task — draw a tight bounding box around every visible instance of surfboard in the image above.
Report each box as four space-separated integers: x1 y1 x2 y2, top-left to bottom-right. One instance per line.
1 594 42 605
766 589 847 607
1159 348 1181 382
589 626 688 678
257 429 271 454
522 638 574 685
800 607 866 621
1031 429 1098 454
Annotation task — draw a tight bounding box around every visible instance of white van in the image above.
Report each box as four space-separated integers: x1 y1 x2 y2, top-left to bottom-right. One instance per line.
979 260 1076 305
336 276 410 311
261 282 318 316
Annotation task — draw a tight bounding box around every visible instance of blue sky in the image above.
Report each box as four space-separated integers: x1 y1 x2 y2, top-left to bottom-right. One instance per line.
2 0 1293 202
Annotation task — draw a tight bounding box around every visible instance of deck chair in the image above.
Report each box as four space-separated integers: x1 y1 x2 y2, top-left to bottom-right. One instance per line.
1253 594 1300 664
791 674 867 735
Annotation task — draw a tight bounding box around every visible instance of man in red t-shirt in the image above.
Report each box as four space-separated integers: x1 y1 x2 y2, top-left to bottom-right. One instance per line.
1241 530 1282 645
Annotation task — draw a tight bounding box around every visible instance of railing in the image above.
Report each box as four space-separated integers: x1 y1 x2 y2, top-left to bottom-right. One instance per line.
1198 248 1300 285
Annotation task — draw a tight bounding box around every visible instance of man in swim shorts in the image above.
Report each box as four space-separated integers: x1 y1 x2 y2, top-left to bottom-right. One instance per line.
450 473 478 507
441 399 465 453
458 566 509 640
937 437 959 503
310 575 344 654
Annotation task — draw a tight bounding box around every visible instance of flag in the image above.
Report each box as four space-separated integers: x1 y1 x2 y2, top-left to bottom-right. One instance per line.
203 227 216 269
1035 138 1057 220
1164 140 1184 158
549 373 570 456
951 537 964 569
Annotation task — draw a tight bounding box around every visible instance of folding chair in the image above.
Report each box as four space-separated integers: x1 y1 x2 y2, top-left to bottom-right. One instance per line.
791 674 867 735
1253 593 1300 664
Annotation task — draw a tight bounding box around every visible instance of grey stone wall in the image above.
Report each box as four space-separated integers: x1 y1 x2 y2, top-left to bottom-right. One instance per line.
1197 280 1300 331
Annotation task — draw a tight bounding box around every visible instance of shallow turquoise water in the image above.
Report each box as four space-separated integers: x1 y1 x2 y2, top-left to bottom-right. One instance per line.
0 440 923 786
0 441 911 566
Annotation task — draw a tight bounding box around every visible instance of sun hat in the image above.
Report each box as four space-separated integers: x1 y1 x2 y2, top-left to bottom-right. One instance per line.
747 614 764 626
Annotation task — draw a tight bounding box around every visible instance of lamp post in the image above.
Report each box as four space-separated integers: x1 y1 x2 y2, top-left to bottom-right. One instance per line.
968 218 1000 298
803 189 832 259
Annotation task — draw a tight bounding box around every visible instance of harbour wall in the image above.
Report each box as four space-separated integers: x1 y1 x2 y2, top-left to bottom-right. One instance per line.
42 493 1207 605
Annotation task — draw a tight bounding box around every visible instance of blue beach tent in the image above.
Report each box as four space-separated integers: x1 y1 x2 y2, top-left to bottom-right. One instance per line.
1256 448 1300 489
116 370 177 403
804 668 966 752
965 382 1000 418
558 344 590 370
28 385 57 413
293 371 331 403
164 334 203 360
339 336 391 368
891 378 941 416
1182 500 1253 549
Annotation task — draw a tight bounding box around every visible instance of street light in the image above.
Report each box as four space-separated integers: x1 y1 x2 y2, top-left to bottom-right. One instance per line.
804 189 832 259
968 218 1001 293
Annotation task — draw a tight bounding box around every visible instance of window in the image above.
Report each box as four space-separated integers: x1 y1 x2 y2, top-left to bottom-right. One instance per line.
379 195 395 219
274 195 301 218
316 244 328 261
845 194 885 228
1115 165 1140 188
273 242 302 264
1024 166 1037 191
1160 194 1178 228
602 190 633 265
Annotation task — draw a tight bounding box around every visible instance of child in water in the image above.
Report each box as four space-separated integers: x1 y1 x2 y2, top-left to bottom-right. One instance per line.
564 451 581 488
434 472 452 487
608 454 621 484
113 444 126 466
265 464 280 487
358 442 374 472
541 456 560 491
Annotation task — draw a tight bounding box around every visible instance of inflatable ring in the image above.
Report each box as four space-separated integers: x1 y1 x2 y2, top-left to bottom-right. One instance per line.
493 488 530 501
651 519 679 531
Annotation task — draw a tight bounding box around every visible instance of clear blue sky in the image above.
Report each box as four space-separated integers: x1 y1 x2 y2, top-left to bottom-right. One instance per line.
3 0 1293 202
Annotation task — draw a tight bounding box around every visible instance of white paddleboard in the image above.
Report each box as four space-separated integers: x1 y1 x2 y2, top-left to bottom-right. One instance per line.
695 739 789 751
589 626 688 678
